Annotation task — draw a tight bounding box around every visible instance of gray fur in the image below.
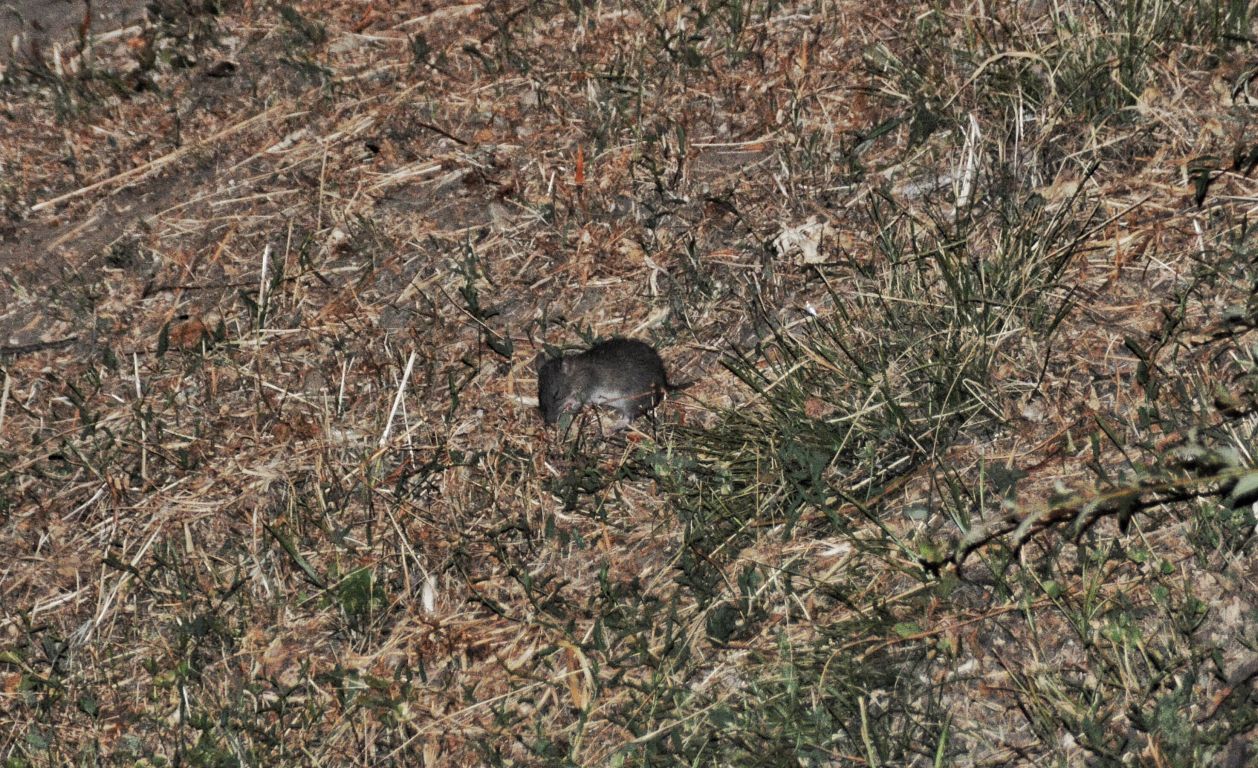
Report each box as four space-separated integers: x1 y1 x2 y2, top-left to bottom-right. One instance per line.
537 338 683 426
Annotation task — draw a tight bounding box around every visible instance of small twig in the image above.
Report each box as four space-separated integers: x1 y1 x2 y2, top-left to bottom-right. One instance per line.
0 336 79 357
0 370 9 433
414 119 468 146
133 353 146 484
379 350 417 447
257 243 272 330
478 2 532 44
929 470 1248 571
264 522 327 589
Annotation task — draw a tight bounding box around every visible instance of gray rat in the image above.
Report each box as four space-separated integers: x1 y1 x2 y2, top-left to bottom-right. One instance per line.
537 338 688 427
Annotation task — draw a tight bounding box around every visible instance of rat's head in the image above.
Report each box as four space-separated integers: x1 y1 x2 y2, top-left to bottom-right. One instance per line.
537 355 587 424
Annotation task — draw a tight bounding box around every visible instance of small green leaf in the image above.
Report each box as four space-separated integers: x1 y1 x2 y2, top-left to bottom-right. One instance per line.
338 567 376 618
916 538 943 562
893 622 921 638
78 693 99 717
264 523 326 589
156 321 170 356
0 650 25 666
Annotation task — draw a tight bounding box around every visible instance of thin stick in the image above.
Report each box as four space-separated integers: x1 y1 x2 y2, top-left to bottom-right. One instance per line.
258 243 271 329
0 370 9 433
133 353 147 483
379 351 416 447
338 355 351 417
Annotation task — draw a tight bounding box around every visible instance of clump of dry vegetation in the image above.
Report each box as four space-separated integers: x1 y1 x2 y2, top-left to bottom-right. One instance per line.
2 0 1258 764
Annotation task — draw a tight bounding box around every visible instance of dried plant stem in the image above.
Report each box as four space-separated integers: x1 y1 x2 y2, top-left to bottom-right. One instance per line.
379 350 416 447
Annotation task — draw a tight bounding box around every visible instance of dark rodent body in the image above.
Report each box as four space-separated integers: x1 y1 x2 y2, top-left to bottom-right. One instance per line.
538 338 683 425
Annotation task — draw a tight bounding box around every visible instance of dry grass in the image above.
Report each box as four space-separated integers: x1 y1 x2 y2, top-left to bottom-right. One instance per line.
2 0 1258 765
